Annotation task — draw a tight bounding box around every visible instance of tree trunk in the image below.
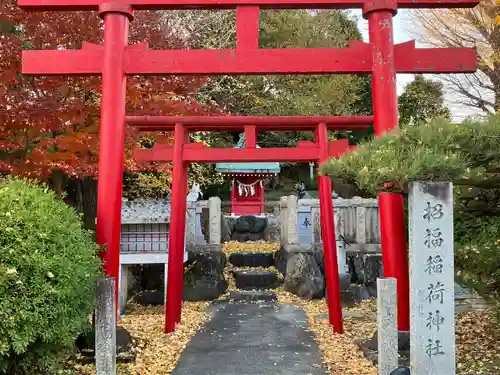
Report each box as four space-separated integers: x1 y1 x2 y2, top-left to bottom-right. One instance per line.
75 178 98 230
494 79 500 113
50 170 65 197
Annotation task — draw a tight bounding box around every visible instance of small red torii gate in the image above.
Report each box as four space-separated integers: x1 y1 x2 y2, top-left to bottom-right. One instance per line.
18 0 479 335
130 116 369 333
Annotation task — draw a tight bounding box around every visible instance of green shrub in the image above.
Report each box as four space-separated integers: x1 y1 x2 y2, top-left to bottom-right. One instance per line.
0 178 102 374
455 214 500 314
320 115 500 310
320 116 500 195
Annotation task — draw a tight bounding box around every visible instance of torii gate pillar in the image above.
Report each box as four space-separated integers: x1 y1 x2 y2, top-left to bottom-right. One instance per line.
317 123 344 333
95 3 133 309
165 124 190 332
364 0 410 332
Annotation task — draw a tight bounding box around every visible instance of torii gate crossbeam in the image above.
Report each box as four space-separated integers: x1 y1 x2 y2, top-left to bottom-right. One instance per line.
126 115 374 131
18 0 479 9
19 0 479 335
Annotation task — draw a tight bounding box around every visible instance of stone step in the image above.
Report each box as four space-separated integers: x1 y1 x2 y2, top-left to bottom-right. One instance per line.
130 290 164 306
233 269 280 290
229 290 277 302
228 252 274 268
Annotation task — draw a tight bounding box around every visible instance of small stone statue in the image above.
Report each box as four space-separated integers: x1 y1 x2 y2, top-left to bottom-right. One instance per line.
296 181 311 199
332 188 339 199
187 182 202 202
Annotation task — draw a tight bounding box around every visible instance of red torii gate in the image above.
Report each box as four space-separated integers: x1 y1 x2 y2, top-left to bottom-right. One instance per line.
19 0 478 335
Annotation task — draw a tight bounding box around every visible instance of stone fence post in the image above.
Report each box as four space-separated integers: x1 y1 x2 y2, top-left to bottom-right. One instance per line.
286 195 298 244
279 196 288 245
312 201 321 244
95 277 116 375
377 277 398 375
208 196 221 244
185 201 196 245
297 199 316 244
195 202 207 245
186 201 207 246
355 199 367 244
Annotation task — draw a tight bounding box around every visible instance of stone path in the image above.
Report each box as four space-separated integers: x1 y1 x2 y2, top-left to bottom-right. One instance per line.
171 302 326 375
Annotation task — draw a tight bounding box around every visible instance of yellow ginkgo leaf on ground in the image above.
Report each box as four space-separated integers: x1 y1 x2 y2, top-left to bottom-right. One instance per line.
222 240 280 254
65 240 500 375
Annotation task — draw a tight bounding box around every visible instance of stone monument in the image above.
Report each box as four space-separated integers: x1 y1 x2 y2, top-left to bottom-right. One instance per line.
409 182 455 375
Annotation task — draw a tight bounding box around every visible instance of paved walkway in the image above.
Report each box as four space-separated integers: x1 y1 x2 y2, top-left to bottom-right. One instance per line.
171 302 326 375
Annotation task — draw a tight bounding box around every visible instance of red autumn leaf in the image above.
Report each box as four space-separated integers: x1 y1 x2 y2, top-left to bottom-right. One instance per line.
0 0 224 181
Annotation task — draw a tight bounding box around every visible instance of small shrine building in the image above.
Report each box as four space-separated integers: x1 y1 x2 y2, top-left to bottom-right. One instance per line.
216 134 280 216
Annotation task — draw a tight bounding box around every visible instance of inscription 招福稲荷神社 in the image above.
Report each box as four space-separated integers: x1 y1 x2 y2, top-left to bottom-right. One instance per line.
409 182 455 375
422 201 447 359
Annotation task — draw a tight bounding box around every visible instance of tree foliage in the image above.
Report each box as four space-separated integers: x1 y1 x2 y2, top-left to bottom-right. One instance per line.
406 0 499 114
123 172 172 200
320 115 500 308
123 137 226 201
167 9 372 148
0 1 220 184
398 74 451 126
0 178 101 374
320 116 500 195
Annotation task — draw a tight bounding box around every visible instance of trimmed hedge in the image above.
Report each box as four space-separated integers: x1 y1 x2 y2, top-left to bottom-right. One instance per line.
320 116 499 195
320 115 500 312
0 178 101 374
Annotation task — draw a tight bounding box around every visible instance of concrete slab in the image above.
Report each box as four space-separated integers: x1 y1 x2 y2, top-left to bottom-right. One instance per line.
171 302 326 375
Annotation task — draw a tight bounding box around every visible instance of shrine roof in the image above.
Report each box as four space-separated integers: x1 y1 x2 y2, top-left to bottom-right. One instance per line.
215 134 281 174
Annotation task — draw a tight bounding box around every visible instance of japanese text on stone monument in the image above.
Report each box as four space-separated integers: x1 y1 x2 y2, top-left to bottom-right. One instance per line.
409 182 455 375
